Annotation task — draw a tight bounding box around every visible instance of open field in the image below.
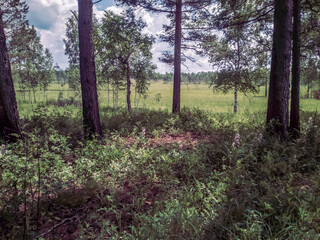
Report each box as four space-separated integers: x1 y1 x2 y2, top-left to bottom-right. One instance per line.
16 81 320 117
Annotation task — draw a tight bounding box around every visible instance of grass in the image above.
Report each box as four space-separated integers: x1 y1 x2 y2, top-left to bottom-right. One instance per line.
0 82 319 239
16 81 320 117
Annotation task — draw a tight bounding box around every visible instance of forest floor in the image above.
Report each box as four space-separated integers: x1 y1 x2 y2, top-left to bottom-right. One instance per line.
0 105 320 239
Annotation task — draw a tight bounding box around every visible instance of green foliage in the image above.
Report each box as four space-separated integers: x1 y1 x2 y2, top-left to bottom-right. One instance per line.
202 25 259 94
63 14 79 67
9 24 55 102
1 104 320 239
98 9 155 101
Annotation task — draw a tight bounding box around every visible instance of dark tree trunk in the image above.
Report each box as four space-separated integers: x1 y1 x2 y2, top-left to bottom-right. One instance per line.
235 36 240 114
290 0 301 137
0 10 20 140
265 79 268 97
267 0 293 137
78 0 102 138
126 61 132 112
107 79 110 106
234 82 238 113
172 0 182 113
32 87 36 103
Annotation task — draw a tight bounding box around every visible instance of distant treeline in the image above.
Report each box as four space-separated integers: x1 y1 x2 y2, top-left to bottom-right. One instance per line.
51 70 216 85
152 71 216 84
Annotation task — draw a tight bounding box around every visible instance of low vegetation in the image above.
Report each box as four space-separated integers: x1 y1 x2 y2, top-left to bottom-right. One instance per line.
0 100 319 239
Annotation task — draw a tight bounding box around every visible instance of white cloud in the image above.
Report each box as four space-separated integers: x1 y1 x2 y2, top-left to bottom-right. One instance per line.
25 0 212 73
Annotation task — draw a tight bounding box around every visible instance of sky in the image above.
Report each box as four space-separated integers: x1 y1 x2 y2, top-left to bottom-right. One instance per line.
24 0 212 73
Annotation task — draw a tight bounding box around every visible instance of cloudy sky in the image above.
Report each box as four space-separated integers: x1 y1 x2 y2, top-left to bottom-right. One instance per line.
25 0 212 73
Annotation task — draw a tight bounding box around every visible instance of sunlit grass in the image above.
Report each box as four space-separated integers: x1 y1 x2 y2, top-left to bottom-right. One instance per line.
16 81 319 117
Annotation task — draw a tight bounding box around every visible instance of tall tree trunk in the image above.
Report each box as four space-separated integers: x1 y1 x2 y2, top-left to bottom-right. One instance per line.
126 61 132 112
290 0 301 137
267 0 293 137
112 84 115 108
33 87 36 103
306 84 310 98
28 89 31 103
78 0 102 138
0 10 20 140
134 86 137 108
115 85 118 108
107 79 110 106
235 35 240 114
234 82 238 113
172 0 182 113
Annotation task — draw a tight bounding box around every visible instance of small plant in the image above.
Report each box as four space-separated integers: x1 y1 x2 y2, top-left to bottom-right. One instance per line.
155 93 162 103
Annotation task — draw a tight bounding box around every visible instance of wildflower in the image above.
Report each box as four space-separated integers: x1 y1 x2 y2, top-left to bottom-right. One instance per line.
258 133 263 143
308 117 313 125
179 144 183 149
0 144 5 156
141 128 146 139
252 114 256 123
232 133 240 148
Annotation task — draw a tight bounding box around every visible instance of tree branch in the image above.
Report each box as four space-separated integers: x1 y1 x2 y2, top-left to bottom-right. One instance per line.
93 0 103 4
70 10 78 22
35 215 79 239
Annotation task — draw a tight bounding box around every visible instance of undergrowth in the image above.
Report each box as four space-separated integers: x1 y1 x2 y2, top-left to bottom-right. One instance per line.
0 106 319 239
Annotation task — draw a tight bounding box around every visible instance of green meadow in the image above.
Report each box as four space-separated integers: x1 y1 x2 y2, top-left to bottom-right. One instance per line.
16 81 320 116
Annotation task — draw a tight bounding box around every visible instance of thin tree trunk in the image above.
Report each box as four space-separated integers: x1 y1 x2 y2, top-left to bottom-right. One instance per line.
43 89 46 103
267 0 293 137
234 82 238 113
126 62 131 112
134 86 137 108
0 10 20 140
113 84 115 108
306 84 310 98
265 54 268 97
107 79 110 106
33 87 36 103
28 89 31 103
235 35 240 114
115 85 118 108
172 0 182 113
290 0 301 137
78 0 102 138
265 80 268 97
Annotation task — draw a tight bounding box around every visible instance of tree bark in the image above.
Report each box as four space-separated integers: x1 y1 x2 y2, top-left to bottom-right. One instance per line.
267 0 293 137
107 79 110 106
234 82 238 113
172 0 182 113
78 0 102 138
32 87 36 103
289 0 301 137
126 61 132 112
0 10 20 140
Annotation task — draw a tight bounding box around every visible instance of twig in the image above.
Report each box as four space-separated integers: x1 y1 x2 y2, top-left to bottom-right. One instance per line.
70 10 78 22
93 0 103 4
35 215 79 239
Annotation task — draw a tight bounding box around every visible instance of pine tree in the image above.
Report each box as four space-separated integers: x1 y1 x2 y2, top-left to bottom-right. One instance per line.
267 0 293 137
115 0 213 113
78 0 102 137
0 9 20 140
